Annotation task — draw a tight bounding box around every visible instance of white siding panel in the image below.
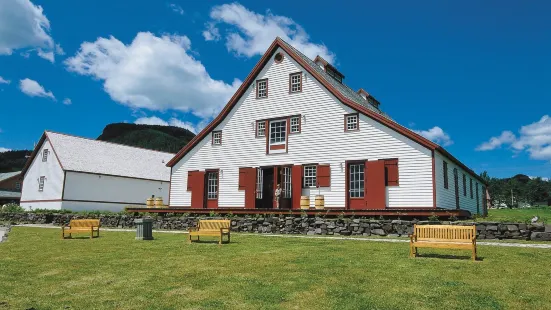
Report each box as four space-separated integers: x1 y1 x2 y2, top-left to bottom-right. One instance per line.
435 151 482 215
20 140 64 202
171 48 434 208
20 201 62 211
61 201 137 212
63 172 169 205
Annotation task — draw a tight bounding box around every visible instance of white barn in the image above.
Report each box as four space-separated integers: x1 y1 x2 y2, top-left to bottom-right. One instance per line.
166 38 487 216
20 131 173 212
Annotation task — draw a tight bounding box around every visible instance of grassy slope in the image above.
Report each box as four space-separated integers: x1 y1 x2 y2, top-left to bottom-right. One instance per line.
481 206 551 223
1 228 551 309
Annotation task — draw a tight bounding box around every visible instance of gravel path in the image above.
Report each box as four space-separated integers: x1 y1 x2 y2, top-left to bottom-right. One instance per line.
13 224 551 249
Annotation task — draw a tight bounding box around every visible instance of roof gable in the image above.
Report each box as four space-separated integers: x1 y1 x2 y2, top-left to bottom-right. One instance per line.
166 38 485 185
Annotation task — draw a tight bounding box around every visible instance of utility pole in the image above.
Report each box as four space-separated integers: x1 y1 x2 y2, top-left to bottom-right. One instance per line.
511 189 514 207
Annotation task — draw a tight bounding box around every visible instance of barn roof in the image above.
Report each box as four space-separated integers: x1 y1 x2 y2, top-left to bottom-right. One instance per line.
23 131 174 182
0 172 20 183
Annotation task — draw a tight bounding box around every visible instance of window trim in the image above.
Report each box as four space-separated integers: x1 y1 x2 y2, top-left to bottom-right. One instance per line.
256 120 266 137
206 170 219 200
303 165 317 188
290 116 301 134
42 149 49 162
38 176 45 192
212 131 222 145
289 72 303 93
463 174 467 196
443 161 449 189
274 52 284 64
256 79 268 99
470 178 473 199
344 113 359 132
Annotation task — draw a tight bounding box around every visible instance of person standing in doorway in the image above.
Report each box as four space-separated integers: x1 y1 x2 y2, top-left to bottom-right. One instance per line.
274 184 282 209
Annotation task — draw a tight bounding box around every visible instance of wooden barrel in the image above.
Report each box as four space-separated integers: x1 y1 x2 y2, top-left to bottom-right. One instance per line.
154 197 164 208
146 197 154 208
300 196 310 210
315 195 325 209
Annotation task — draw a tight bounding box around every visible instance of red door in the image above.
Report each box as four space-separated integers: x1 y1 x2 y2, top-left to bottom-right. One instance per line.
188 171 205 208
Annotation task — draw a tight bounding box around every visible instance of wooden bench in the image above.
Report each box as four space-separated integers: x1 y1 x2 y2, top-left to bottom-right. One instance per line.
188 220 231 245
409 224 477 261
62 219 100 239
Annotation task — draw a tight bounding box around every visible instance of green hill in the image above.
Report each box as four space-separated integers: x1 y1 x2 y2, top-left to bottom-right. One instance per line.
0 123 196 172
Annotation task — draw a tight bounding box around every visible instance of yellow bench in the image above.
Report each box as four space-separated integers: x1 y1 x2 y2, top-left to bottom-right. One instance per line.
409 224 477 261
62 219 100 239
188 220 231 245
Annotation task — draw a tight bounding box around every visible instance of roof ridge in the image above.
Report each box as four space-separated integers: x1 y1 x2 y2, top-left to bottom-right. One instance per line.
45 130 176 155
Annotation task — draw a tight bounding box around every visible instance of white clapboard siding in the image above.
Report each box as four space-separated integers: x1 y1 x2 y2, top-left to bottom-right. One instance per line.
20 139 64 210
171 47 434 208
435 151 483 214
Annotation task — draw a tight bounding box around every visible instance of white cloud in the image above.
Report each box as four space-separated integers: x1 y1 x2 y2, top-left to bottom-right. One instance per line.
475 131 516 151
0 0 62 62
0 147 11 153
134 116 203 134
477 115 551 162
414 126 453 146
19 78 56 100
65 32 240 120
205 3 335 63
62 98 72 105
0 76 10 84
169 4 184 15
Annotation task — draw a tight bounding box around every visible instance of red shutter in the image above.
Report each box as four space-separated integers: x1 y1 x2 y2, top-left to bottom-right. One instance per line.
238 168 247 190
365 160 386 209
292 165 303 209
188 171 205 208
243 168 257 209
317 164 331 187
384 159 399 186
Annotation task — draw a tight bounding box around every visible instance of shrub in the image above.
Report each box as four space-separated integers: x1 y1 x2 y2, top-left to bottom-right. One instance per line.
428 213 439 221
1 203 24 213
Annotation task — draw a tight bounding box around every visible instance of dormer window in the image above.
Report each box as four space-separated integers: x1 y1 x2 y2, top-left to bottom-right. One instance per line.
289 72 302 93
345 113 359 131
212 131 222 145
256 79 268 98
325 66 343 83
42 149 49 162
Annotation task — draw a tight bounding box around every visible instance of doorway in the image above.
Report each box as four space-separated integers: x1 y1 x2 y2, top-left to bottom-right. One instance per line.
256 167 274 209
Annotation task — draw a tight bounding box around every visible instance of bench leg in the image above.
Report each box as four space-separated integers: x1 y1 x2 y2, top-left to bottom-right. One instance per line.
472 245 477 261
227 234 230 244
219 234 222 245
188 234 192 244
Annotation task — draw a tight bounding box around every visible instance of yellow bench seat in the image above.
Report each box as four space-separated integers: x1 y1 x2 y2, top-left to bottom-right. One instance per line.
188 220 231 245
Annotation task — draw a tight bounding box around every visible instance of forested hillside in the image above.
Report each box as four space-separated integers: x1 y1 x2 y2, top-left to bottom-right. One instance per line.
481 172 551 207
0 123 196 172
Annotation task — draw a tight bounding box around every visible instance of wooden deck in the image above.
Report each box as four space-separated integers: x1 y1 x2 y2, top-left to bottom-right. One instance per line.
125 207 471 218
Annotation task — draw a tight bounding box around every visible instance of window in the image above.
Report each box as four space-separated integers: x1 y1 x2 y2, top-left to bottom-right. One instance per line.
345 113 359 131
443 161 449 189
349 163 364 198
256 121 266 137
212 131 222 145
270 120 287 145
463 174 467 196
38 176 45 192
256 79 268 98
303 165 317 187
289 72 302 93
282 167 292 198
42 149 49 162
470 178 473 199
15 182 21 190
256 168 263 199
274 52 284 63
325 66 343 83
207 171 218 199
290 116 300 133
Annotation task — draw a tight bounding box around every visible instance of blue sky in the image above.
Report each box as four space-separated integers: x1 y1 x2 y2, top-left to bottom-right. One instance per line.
0 0 550 179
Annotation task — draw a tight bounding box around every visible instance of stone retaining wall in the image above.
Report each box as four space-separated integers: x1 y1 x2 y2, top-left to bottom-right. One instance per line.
1 212 550 241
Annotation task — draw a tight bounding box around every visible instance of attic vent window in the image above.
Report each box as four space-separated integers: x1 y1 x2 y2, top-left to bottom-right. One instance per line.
212 131 222 145
274 52 284 63
42 149 49 162
345 113 359 131
256 79 268 98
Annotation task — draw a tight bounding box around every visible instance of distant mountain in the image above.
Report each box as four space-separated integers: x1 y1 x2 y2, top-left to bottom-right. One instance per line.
0 123 196 172
97 123 195 153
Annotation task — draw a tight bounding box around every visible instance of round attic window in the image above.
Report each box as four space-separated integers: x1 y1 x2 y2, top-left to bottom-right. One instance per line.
274 52 284 63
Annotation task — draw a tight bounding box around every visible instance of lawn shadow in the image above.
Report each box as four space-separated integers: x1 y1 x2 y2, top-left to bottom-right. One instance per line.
188 240 236 245
417 253 484 262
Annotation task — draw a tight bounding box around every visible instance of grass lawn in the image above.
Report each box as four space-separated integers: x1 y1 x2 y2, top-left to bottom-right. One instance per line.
1 228 551 310
481 206 551 223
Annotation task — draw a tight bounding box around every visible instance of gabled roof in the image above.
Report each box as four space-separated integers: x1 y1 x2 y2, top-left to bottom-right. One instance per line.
166 37 485 185
23 131 174 181
0 172 20 182
0 190 21 199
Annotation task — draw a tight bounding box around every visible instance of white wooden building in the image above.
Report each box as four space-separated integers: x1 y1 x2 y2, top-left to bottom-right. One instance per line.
166 38 487 216
20 131 173 212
